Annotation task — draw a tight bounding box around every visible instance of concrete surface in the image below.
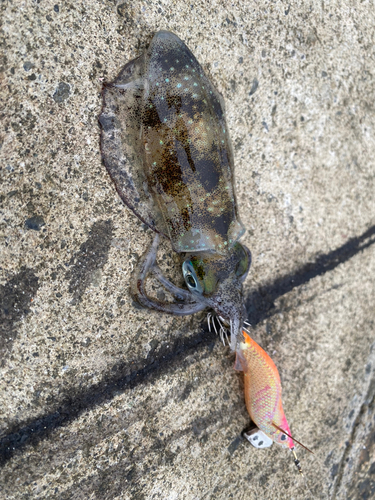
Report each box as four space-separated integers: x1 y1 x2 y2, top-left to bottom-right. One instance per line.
1 0 375 498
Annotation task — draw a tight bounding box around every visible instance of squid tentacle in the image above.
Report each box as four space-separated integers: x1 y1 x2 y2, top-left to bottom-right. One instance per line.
151 265 195 302
131 234 206 315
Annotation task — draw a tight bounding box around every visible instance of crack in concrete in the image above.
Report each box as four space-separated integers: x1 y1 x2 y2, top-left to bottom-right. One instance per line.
332 346 375 499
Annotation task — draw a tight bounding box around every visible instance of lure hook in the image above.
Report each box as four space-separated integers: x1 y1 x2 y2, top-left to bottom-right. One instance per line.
291 447 303 476
271 422 313 475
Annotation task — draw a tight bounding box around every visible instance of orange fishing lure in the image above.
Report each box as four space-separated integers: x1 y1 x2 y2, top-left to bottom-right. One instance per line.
235 329 312 473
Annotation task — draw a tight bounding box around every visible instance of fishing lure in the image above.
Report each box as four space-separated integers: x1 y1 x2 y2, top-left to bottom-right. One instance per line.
235 328 313 474
99 30 251 350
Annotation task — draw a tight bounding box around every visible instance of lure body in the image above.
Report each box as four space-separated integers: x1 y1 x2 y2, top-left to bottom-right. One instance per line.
99 31 251 349
236 331 294 449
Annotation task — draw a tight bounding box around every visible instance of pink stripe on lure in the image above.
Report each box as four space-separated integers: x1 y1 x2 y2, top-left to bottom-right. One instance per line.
235 330 312 473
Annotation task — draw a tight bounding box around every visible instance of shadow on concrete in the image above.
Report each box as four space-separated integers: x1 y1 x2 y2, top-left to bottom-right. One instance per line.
246 224 375 326
0 267 39 360
1 223 375 466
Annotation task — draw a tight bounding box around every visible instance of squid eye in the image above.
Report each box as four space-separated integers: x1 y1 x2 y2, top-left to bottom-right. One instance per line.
234 243 251 279
182 260 204 294
185 274 197 288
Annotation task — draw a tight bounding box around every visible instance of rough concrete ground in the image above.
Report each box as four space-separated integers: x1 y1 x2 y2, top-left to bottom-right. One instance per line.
1 0 375 498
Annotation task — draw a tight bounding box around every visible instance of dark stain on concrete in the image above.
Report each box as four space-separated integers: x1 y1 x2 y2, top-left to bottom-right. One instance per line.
249 78 259 96
65 220 113 303
0 267 39 358
348 476 375 500
1 223 375 466
25 214 45 230
52 82 71 103
227 434 243 455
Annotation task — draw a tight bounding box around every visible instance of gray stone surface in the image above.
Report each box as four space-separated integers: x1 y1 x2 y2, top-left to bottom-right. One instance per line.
1 1 375 498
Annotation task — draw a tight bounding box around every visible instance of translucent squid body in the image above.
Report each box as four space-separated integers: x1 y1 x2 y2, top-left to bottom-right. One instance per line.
99 30 250 351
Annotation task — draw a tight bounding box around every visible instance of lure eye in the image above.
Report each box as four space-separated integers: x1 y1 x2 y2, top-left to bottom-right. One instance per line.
182 260 204 294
